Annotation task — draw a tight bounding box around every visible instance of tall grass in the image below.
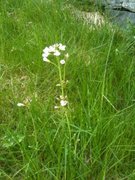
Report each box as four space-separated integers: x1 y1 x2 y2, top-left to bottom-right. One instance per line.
0 0 135 179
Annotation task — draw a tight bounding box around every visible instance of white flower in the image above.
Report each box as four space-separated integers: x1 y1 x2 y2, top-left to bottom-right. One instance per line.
60 59 65 65
43 56 50 62
54 106 59 109
59 44 66 51
54 50 60 56
60 100 68 107
43 47 50 54
48 46 56 52
17 103 25 107
42 51 50 58
43 47 49 52
43 47 51 58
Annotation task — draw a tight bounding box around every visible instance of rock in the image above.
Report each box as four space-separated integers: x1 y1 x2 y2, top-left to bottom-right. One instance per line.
109 9 135 28
95 0 135 28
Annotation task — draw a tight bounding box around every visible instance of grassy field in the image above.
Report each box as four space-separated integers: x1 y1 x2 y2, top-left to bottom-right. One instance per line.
0 0 135 179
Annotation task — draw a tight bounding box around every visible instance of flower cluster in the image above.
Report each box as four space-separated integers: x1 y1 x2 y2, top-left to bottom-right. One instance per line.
54 95 68 109
42 43 68 64
17 97 32 107
42 43 69 109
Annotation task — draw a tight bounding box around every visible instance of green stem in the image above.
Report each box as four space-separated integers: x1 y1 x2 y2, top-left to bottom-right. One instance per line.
57 58 64 97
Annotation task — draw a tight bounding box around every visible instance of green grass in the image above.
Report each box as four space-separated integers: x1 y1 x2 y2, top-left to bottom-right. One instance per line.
0 0 135 179
67 0 96 11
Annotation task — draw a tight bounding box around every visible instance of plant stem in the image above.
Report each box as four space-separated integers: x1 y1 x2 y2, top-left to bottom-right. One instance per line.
57 58 64 97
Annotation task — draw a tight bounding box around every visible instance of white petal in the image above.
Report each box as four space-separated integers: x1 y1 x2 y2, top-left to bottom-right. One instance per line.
42 52 50 58
59 44 66 51
48 46 55 52
54 51 60 56
43 47 50 53
60 59 65 65
17 103 25 107
54 106 59 109
60 100 68 107
43 57 50 62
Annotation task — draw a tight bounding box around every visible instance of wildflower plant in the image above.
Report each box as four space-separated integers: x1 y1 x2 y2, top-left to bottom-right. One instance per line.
17 97 32 108
42 43 69 109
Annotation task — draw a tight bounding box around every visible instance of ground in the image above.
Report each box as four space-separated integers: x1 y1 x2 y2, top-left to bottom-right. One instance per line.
0 0 135 179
